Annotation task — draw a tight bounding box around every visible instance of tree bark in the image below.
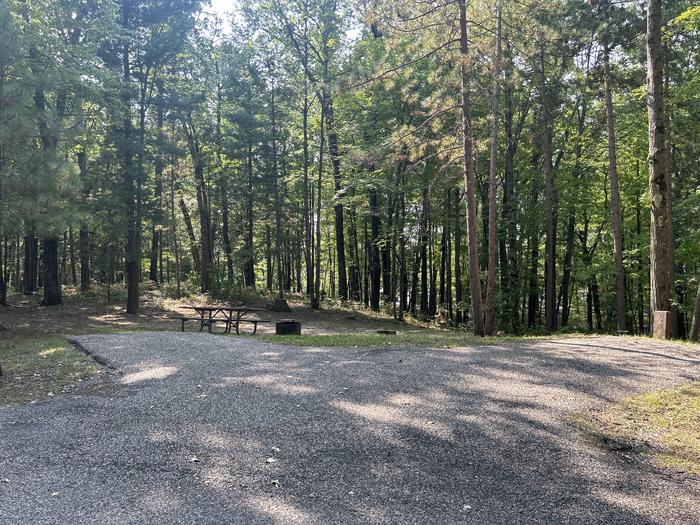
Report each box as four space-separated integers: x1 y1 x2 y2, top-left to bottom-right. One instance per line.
454 191 463 325
270 71 286 304
169 162 181 298
23 232 38 294
121 1 139 314
244 143 256 287
459 0 484 335
540 41 557 333
183 116 212 293
323 92 348 301
646 0 673 334
420 187 429 314
41 238 62 305
603 45 626 333
484 3 501 335
179 197 200 274
689 281 700 341
369 187 381 311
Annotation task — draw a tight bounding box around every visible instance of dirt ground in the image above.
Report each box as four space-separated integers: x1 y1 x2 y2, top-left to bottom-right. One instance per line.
0 287 424 340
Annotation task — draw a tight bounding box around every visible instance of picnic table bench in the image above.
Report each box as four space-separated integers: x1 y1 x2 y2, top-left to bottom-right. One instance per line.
175 306 269 335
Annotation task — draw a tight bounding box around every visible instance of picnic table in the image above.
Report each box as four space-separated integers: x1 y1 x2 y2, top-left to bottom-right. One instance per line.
178 305 269 335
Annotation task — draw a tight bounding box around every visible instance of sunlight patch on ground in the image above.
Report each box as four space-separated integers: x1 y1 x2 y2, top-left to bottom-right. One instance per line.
121 365 178 384
246 495 317 524
219 374 319 395
332 399 454 441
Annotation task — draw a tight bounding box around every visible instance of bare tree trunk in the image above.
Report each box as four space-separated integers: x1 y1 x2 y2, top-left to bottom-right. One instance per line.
270 70 287 308
690 281 700 341
41 238 62 305
484 3 501 335
369 187 381 311
312 105 324 309
23 231 38 294
244 143 256 287
78 222 90 291
646 0 673 336
121 1 138 314
323 92 348 301
540 41 557 333
67 228 76 286
459 0 484 336
76 150 90 292
178 197 200 274
169 163 181 298
420 187 429 314
603 45 626 333
454 191 463 325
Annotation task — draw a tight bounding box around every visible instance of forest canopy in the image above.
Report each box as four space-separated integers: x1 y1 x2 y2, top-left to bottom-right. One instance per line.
0 0 698 339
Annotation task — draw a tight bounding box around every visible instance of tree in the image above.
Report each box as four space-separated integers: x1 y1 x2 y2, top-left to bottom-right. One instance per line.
646 0 673 338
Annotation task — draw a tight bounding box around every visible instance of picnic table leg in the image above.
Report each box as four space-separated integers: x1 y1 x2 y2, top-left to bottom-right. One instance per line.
252 321 258 335
235 312 242 335
208 311 213 333
225 311 232 334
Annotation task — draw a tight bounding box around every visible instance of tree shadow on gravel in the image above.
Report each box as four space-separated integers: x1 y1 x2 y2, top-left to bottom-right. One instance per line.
1 334 698 524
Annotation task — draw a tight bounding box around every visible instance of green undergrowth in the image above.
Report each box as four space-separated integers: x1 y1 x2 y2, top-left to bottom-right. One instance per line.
576 381 700 475
0 336 104 406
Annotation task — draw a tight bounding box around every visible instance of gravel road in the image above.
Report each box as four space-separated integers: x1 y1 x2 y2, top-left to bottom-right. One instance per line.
1 333 699 524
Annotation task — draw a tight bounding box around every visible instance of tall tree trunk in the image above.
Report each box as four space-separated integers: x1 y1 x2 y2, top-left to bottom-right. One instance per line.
220 177 234 283
149 85 165 284
77 150 90 292
61 231 68 285
0 125 5 305
502 42 522 333
635 188 645 333
369 187 381 311
484 3 501 335
689 281 700 341
420 187 429 314
121 1 138 314
348 204 361 301
184 117 212 293
244 143 256 287
454 191 463 325
540 41 557 333
24 231 38 294
169 163 181 298
323 93 348 301
459 0 484 335
270 74 286 303
646 0 673 336
312 105 324 308
179 197 200 273
603 45 626 333
68 227 77 286
41 238 62 305
303 71 313 302
445 190 453 322
265 225 273 292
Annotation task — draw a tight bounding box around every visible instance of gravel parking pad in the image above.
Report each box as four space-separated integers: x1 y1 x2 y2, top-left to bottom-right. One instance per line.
1 333 699 524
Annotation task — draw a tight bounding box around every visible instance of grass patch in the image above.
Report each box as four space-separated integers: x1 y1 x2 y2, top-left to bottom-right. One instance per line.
258 331 538 348
0 336 104 406
577 382 700 475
